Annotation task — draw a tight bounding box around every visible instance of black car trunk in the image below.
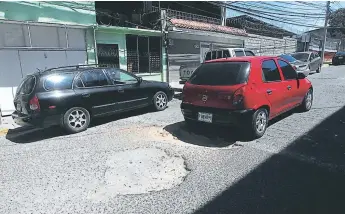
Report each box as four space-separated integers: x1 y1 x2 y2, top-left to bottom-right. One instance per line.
14 75 37 115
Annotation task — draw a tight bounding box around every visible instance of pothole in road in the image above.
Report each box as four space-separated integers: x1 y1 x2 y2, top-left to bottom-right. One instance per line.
90 148 189 201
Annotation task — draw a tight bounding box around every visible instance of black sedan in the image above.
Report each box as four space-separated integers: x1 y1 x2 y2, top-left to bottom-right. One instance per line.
12 65 174 133
332 52 345 65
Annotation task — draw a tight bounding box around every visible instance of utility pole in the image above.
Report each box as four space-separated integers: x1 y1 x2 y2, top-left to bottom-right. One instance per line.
161 9 169 83
321 1 330 64
221 1 226 26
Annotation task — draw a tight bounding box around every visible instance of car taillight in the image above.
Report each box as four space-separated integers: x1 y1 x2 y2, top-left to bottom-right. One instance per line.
232 87 245 106
29 95 40 111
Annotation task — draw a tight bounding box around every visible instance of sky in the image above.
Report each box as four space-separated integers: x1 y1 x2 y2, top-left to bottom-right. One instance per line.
226 1 345 34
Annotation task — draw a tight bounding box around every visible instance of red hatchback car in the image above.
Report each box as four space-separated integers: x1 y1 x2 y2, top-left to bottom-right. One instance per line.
181 56 313 139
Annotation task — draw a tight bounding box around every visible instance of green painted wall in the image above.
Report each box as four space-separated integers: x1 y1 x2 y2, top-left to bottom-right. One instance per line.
86 28 97 65
96 26 166 82
0 1 96 25
95 30 127 71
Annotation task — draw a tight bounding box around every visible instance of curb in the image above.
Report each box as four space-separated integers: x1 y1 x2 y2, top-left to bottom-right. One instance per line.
0 128 9 136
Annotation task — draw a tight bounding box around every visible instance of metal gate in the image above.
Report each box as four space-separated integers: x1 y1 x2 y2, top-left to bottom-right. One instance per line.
0 22 87 115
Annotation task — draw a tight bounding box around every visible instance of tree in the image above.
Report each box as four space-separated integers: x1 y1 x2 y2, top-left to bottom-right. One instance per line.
329 8 345 38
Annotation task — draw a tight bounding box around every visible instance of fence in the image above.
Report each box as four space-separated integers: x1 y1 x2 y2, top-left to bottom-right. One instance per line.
152 6 220 25
245 34 297 56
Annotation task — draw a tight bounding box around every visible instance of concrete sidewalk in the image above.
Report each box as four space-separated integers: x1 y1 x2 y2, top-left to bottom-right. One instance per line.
0 116 20 136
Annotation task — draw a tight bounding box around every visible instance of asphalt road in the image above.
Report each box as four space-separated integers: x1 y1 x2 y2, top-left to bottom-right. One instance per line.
1 65 345 214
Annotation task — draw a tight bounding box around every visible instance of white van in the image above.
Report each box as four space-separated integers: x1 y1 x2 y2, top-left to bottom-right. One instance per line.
179 48 256 83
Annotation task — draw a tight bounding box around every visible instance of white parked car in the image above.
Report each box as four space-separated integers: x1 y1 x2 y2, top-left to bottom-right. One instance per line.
179 48 256 83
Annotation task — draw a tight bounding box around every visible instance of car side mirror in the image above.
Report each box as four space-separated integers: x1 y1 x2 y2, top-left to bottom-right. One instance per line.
297 72 306 79
137 77 143 84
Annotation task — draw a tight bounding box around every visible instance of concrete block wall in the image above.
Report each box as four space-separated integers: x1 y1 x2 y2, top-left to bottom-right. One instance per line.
245 34 297 56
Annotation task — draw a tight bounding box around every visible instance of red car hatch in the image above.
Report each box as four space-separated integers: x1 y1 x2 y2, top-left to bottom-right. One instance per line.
183 61 251 110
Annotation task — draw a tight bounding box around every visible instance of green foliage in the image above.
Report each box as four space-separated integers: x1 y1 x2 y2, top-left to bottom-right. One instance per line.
329 8 345 37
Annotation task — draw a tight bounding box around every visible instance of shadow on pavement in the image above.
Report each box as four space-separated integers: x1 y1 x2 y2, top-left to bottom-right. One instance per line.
164 108 299 148
164 121 253 148
6 107 154 144
194 106 345 214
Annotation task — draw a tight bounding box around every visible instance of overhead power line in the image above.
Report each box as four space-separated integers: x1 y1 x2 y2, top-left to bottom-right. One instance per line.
229 4 325 19
212 1 325 28
233 2 326 16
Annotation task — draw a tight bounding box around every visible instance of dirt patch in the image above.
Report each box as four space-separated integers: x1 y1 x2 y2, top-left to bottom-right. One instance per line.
90 148 189 201
148 124 245 149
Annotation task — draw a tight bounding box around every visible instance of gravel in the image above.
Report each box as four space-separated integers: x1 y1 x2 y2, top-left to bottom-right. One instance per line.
1 66 345 214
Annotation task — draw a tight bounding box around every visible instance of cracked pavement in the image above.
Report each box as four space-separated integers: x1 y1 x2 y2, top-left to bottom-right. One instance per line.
1 65 345 214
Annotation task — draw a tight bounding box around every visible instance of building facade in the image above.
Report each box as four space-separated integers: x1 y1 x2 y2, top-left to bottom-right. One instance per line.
0 1 96 115
0 1 167 115
296 28 345 62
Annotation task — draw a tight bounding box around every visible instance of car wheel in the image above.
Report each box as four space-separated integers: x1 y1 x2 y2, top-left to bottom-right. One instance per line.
153 91 168 111
62 107 90 134
316 65 321 73
248 108 269 139
300 89 313 112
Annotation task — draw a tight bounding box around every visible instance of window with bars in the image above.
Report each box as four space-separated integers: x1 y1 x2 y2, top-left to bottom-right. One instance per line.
97 44 120 68
126 35 162 74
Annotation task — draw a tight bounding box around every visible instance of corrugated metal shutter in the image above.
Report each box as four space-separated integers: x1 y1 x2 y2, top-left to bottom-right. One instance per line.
0 23 88 115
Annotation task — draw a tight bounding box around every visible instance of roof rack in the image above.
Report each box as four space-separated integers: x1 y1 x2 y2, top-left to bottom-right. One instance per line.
42 64 101 73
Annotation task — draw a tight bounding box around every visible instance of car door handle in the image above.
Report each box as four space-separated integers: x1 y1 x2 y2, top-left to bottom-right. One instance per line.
266 89 272 95
81 93 90 98
287 85 292 90
118 89 124 93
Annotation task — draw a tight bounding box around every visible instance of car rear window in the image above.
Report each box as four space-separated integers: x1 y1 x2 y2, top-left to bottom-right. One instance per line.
245 51 255 56
44 73 75 91
234 50 245 57
336 52 345 56
188 62 250 86
16 75 36 95
205 52 212 61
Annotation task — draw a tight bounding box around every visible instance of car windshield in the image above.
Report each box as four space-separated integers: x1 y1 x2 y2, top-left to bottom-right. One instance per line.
279 54 297 63
336 52 345 56
291 53 309 62
188 62 250 86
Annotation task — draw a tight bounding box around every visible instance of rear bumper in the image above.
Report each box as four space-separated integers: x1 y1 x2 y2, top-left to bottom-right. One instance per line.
332 58 345 65
12 111 61 128
180 103 254 126
167 88 175 101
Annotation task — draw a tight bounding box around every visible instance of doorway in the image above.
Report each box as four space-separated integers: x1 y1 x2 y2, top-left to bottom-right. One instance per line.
97 44 120 68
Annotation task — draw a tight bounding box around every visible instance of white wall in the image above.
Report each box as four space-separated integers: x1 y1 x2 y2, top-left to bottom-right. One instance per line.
245 34 297 56
0 23 87 115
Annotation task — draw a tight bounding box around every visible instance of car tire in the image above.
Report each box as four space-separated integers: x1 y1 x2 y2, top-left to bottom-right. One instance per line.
299 89 313 112
316 65 321 73
62 107 91 134
153 91 168 111
248 108 269 139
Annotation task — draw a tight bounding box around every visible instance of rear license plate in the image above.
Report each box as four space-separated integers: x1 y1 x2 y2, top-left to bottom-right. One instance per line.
339 57 343 59
198 112 212 123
